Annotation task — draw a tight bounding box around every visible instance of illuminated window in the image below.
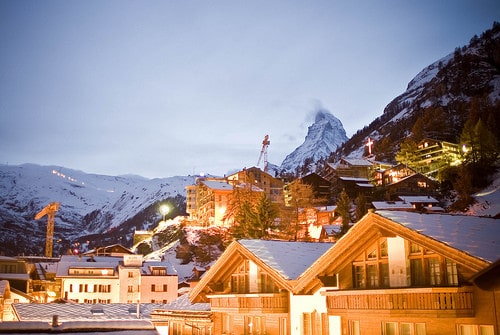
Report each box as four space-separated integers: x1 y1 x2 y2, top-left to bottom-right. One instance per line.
458 325 494 335
349 320 360 335
446 259 458 285
428 258 441 285
231 260 250 293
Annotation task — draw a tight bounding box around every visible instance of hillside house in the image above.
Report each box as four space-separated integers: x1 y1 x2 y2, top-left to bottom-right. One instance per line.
227 167 285 205
324 158 375 181
384 172 439 199
380 164 417 186
414 138 463 179
297 206 338 240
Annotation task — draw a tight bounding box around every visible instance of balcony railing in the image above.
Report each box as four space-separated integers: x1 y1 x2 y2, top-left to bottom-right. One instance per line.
207 293 289 313
323 286 473 317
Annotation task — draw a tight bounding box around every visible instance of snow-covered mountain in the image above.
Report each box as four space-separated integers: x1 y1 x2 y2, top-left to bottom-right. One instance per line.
339 22 500 161
279 109 348 174
0 163 194 256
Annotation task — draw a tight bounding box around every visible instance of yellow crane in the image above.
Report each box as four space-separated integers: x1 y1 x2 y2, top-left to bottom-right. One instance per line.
35 202 60 258
257 134 270 173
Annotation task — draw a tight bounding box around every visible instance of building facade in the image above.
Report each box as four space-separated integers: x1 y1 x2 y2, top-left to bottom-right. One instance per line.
183 211 499 335
57 254 178 304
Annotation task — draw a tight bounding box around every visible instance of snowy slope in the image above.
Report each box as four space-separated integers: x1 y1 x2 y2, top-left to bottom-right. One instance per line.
280 109 348 173
0 163 194 255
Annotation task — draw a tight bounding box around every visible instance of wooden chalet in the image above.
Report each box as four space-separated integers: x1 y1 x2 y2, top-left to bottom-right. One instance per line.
183 210 499 335
415 138 463 179
324 158 375 181
227 167 285 205
307 210 500 335
299 173 332 204
384 172 439 199
189 239 334 335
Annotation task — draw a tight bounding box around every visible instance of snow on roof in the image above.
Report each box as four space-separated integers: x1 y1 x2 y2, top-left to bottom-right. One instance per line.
201 180 233 191
356 183 374 188
377 210 500 263
323 225 342 235
161 293 210 312
13 303 167 322
339 177 370 182
372 201 414 210
56 255 177 277
341 158 374 166
238 239 333 280
399 196 439 203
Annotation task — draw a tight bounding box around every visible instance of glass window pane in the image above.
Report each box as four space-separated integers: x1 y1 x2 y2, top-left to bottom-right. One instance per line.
479 325 494 335
415 323 426 335
460 325 475 335
400 323 411 335
385 322 397 335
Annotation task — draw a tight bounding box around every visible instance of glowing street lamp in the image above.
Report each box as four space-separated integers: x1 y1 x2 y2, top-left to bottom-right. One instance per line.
159 204 170 222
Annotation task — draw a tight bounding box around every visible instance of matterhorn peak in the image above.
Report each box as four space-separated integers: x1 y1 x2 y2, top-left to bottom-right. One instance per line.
279 108 348 174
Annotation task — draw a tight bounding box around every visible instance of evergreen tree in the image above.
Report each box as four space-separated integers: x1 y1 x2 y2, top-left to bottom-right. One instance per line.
336 189 351 235
355 192 368 222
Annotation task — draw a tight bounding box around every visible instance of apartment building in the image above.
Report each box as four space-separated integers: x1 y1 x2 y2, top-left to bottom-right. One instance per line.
57 254 177 304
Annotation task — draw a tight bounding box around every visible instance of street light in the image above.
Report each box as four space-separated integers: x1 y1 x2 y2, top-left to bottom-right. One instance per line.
159 204 170 222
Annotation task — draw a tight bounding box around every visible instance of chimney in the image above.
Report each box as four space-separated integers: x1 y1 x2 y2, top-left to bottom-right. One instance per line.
51 315 60 327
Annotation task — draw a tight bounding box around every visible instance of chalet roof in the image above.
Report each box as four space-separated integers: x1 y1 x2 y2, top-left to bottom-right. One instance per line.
339 177 370 182
377 210 500 263
341 158 374 167
162 293 210 312
399 196 439 203
322 225 342 235
189 239 333 302
201 180 233 191
293 211 497 294
238 239 333 280
372 201 414 210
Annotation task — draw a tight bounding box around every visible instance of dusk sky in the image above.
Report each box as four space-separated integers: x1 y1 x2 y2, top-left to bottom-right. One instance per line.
1 1 499 178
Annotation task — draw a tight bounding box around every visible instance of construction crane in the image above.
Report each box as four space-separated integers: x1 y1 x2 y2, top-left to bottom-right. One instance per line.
257 134 270 173
35 202 60 258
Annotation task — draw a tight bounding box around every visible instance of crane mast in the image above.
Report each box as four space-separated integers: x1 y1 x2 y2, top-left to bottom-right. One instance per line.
257 134 270 173
35 202 60 258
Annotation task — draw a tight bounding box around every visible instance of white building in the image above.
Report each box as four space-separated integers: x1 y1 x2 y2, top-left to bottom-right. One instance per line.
57 254 177 304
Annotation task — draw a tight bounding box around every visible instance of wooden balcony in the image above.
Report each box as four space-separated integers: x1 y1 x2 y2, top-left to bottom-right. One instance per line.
207 293 289 313
323 286 474 317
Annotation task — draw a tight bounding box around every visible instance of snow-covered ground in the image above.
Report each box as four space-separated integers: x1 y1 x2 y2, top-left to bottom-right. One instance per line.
466 170 500 218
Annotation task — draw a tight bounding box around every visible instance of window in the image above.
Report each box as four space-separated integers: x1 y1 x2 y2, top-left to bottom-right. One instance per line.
231 260 250 293
128 272 134 278
458 325 494 335
349 320 360 335
352 239 389 289
428 258 441 285
127 285 134 293
382 322 426 335
259 272 277 293
446 259 458 285
354 265 365 288
367 264 379 288
245 315 265 335
410 259 424 286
